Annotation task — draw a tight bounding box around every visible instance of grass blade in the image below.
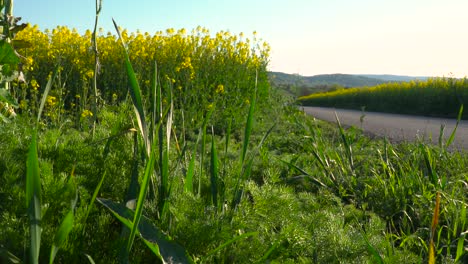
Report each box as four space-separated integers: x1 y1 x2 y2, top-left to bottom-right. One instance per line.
241 73 257 165
49 211 74 264
428 191 441 264
97 198 193 263
82 171 106 235
0 248 21 264
112 19 149 154
26 130 41 264
37 69 56 123
204 232 258 258
210 126 218 209
25 70 56 264
334 111 353 169
49 176 78 264
422 145 438 186
84 254 96 264
277 158 326 188
126 150 156 256
185 149 196 193
446 104 463 148
199 109 213 196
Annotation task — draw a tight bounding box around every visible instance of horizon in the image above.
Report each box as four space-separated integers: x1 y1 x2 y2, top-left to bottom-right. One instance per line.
15 0 468 78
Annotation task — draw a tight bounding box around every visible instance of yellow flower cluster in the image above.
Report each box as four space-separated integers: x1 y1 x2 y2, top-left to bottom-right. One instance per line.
15 24 271 121
81 109 93 118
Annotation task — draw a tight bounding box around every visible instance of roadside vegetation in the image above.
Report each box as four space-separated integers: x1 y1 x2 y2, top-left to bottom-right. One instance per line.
0 1 467 263
299 78 468 119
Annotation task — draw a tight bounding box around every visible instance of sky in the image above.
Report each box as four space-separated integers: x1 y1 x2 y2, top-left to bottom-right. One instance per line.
15 0 468 77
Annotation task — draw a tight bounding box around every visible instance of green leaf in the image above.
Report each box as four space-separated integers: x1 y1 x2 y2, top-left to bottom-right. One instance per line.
26 129 41 264
241 80 256 165
49 211 74 264
0 247 21 264
37 69 56 123
97 198 193 263
0 41 19 65
0 88 17 107
446 104 463 148
50 176 78 263
126 150 156 256
82 171 106 235
184 151 195 193
204 232 258 257
210 127 218 209
112 19 149 154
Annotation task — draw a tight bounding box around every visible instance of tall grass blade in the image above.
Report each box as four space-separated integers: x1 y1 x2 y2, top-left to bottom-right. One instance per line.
82 171 106 235
97 198 193 263
231 72 258 209
37 69 56 123
0 248 21 264
446 104 463 148
422 146 438 186
26 130 41 264
149 61 158 146
125 131 140 209
25 70 55 264
159 86 173 216
204 232 258 258
184 151 196 193
49 177 78 263
255 241 278 263
334 112 353 169
49 211 74 264
365 239 384 264
455 233 466 262
223 118 232 177
199 109 213 196
277 158 326 188
112 19 149 154
126 150 156 256
84 254 96 264
185 132 202 193
210 126 218 209
428 191 441 264
438 124 445 149
241 72 257 165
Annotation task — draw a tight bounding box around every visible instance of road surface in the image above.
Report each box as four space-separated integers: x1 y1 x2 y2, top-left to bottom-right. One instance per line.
300 106 468 150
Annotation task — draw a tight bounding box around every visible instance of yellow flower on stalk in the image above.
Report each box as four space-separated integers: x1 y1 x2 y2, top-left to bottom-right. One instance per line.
216 84 224 94
81 109 93 118
46 96 57 107
31 79 39 91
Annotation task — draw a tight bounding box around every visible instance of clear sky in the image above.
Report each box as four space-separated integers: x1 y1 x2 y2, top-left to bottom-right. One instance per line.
15 0 468 77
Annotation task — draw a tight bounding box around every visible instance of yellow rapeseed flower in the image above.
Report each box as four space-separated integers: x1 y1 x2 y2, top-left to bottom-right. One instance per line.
216 84 224 94
30 79 39 91
81 109 93 118
46 96 57 107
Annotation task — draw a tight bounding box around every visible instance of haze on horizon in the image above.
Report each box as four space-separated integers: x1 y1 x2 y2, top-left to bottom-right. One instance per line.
16 0 468 78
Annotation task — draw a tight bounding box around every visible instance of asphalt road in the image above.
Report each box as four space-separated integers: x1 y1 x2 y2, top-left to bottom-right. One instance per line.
301 106 468 150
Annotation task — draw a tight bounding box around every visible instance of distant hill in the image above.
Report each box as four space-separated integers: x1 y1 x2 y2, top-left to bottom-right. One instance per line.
356 74 430 82
268 72 433 97
269 72 386 88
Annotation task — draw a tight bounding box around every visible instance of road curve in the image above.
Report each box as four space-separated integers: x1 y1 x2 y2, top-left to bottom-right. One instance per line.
300 106 468 150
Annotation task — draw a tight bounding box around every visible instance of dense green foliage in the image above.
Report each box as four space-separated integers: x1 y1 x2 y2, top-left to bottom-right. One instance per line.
299 78 468 119
0 2 467 262
1 96 468 262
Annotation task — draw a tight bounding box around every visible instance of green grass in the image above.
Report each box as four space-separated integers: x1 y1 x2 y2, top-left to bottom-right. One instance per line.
0 2 467 261
1 89 467 262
